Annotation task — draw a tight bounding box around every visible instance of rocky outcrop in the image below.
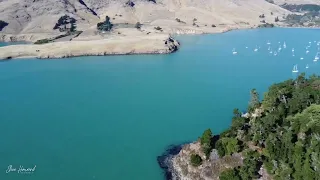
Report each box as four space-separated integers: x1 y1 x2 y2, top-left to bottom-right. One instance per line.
0 35 179 60
157 144 185 180
159 141 243 180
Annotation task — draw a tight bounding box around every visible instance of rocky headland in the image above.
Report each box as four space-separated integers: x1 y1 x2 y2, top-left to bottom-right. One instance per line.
158 75 320 180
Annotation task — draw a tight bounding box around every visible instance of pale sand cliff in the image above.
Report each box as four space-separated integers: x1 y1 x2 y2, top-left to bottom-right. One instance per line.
0 34 179 60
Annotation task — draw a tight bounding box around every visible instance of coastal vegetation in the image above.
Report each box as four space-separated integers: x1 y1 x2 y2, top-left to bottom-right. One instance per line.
34 30 83 44
34 38 51 44
0 20 9 31
281 4 320 12
258 13 275 28
191 73 320 179
285 12 320 27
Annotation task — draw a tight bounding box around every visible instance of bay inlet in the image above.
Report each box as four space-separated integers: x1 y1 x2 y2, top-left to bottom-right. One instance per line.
0 28 320 180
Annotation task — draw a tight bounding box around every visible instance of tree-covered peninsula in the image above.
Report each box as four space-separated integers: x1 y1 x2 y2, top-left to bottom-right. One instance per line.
167 73 320 180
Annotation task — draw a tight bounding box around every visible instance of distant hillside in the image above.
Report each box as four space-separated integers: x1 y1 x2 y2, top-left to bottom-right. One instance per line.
0 0 290 36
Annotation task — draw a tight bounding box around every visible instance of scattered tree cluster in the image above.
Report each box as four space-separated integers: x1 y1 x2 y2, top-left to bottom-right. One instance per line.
53 15 77 32
97 16 113 32
197 73 320 179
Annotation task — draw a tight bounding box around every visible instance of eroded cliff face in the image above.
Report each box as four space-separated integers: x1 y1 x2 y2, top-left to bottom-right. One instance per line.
169 141 243 180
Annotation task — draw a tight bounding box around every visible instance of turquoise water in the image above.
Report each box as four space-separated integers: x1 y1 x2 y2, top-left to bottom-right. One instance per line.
0 28 320 180
0 42 27 47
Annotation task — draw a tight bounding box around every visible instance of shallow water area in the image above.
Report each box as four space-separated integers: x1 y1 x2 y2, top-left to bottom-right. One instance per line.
0 28 320 180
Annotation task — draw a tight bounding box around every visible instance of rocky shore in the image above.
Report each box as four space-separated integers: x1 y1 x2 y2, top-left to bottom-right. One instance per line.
158 141 244 180
0 34 179 60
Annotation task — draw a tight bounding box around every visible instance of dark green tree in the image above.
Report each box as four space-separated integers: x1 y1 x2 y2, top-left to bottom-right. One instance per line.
219 168 240 180
200 129 213 158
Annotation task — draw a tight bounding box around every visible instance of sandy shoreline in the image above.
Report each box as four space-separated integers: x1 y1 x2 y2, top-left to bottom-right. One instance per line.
1 24 319 60
0 34 179 60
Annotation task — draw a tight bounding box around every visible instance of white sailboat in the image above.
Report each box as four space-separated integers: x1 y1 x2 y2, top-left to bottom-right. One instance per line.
283 42 287 49
300 57 304 60
315 53 319 60
292 65 299 73
292 48 295 52
267 40 271 45
232 48 238 55
274 51 278 56
268 46 271 51
314 53 319 62
306 64 309 69
254 46 258 52
306 50 309 54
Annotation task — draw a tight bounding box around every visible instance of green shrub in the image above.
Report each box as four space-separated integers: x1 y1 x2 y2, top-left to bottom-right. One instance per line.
135 22 142 29
154 26 162 31
190 154 202 167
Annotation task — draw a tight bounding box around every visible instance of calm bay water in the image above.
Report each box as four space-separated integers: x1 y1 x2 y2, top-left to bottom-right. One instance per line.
0 28 320 180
